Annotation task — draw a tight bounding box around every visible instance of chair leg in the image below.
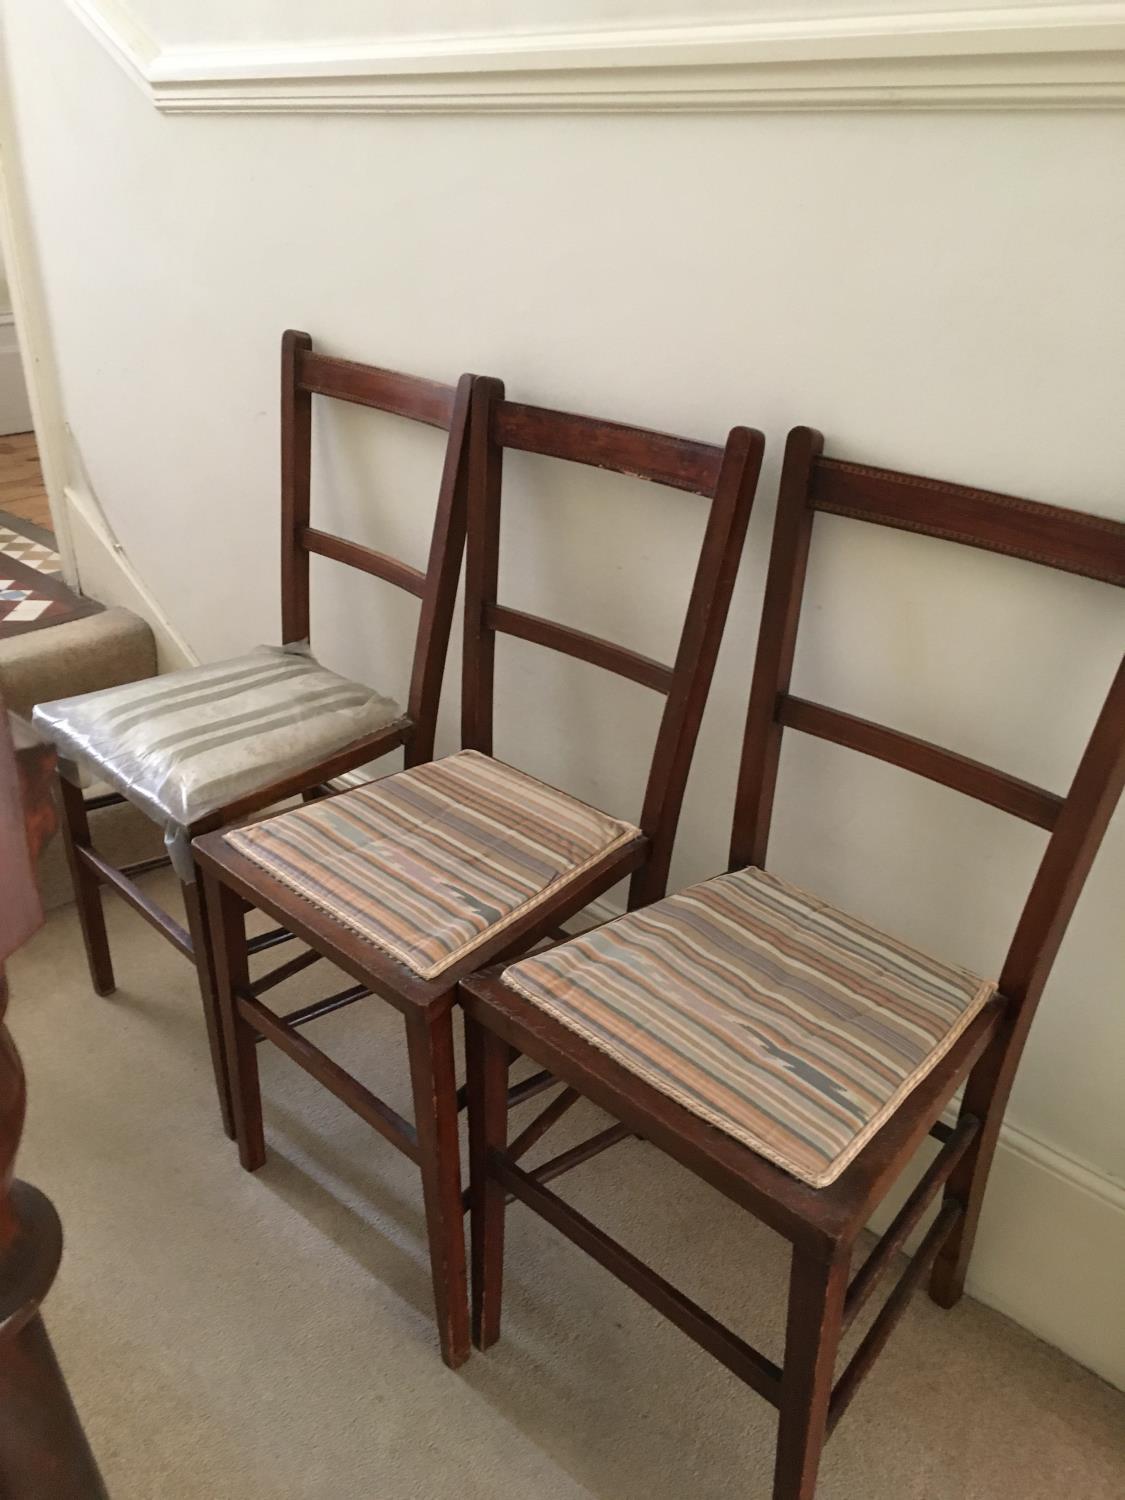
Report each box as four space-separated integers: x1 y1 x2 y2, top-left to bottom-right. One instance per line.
57 775 115 996
773 1246 849 1500
203 872 265 1171
466 1013 510 1351
930 1028 1013 1309
406 1004 470 1370
182 872 235 1141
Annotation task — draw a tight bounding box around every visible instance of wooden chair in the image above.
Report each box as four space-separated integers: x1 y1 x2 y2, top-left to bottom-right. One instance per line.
192 381 765 1369
460 428 1125 1500
33 331 473 1138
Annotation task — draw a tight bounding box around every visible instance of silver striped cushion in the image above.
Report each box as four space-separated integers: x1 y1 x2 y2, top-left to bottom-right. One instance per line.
33 645 402 831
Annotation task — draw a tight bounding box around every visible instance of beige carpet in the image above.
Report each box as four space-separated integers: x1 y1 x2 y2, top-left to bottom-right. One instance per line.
9 877 1124 1500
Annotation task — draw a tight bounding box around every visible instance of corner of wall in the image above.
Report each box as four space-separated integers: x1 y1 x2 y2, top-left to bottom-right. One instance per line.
63 480 198 670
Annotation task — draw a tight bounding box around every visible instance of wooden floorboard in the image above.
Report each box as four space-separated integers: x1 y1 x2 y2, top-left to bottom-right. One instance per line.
0 432 51 531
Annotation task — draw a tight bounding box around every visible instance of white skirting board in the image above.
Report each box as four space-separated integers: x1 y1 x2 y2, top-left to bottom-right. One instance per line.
580 896 1124 1390
0 314 32 436
868 1119 1125 1392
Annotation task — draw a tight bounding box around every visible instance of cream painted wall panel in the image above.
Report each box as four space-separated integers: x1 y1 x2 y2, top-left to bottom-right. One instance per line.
2 0 1123 1377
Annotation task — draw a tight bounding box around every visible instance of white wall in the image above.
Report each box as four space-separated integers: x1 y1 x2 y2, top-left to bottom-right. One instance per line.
3 0 1123 1380
0 237 33 433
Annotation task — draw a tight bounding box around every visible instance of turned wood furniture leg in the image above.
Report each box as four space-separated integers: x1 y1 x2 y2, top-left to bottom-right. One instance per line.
466 1014 510 1351
773 1247 849 1500
406 1004 469 1369
181 872 234 1140
0 1307 109 1500
204 872 264 1171
57 776 114 997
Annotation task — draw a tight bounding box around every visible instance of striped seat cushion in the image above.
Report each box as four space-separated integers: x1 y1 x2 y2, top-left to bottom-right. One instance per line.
32 645 402 832
501 867 995 1188
223 750 641 980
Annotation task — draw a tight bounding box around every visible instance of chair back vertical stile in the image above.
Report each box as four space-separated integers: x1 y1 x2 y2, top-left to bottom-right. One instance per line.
456 427 1125 1499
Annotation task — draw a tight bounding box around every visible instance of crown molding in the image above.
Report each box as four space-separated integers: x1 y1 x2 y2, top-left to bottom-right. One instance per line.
68 1 1125 113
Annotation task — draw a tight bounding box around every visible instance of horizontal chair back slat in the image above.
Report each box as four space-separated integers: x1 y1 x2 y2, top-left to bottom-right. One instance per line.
777 696 1064 830
281 329 473 764
301 527 427 599
484 604 676 694
295 347 457 429
494 400 725 496
811 459 1125 586
466 376 765 908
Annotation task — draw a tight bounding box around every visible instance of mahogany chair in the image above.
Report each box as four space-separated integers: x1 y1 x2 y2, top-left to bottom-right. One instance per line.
33 331 473 1138
192 382 765 1368
460 428 1125 1499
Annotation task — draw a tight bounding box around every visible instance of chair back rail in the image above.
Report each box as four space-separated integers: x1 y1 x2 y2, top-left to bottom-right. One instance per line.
463 376 764 907
279 329 474 764
734 424 1125 1023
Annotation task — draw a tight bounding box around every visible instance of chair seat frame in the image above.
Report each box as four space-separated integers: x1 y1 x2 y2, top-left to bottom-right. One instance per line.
197 380 765 1367
460 429 1125 1498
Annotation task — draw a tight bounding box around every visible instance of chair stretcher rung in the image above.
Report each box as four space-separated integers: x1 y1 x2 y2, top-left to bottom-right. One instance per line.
508 1068 555 1107
119 854 172 878
249 946 324 996
275 983 370 1031
84 791 126 811
77 846 192 958
237 992 418 1161
493 1152 782 1406
509 1086 581 1162
456 1064 555 1115
830 1201 962 1432
530 1122 633 1188
246 925 296 956
844 1114 978 1326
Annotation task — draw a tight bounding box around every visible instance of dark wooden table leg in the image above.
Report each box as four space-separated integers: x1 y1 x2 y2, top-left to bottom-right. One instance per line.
0 1172 108 1499
1 710 109 1496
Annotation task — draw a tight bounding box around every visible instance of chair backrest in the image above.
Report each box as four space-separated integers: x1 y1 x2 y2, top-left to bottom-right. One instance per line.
734 425 1125 1019
463 377 765 908
280 329 473 764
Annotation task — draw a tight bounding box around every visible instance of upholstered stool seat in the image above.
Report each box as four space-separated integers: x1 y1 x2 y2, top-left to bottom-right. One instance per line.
223 749 641 980
33 644 402 873
501 866 996 1187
